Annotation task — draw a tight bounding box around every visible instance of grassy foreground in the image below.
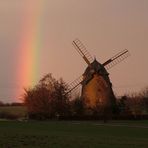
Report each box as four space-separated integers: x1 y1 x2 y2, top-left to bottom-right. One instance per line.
0 121 148 148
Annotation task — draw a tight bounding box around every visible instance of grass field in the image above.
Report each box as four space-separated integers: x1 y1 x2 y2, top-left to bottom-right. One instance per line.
0 120 148 148
0 106 27 117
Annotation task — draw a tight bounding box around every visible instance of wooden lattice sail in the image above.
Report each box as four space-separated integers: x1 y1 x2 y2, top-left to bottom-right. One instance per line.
67 39 130 114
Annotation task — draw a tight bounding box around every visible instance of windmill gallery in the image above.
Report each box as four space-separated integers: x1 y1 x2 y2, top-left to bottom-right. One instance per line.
66 39 130 116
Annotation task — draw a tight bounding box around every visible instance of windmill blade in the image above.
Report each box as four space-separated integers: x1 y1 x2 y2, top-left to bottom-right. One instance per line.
103 49 130 70
72 39 94 66
66 75 83 94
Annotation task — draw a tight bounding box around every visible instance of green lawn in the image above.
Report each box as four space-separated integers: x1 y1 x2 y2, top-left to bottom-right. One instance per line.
0 120 148 148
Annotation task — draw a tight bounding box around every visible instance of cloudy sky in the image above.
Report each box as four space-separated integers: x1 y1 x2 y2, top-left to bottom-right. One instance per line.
0 0 148 102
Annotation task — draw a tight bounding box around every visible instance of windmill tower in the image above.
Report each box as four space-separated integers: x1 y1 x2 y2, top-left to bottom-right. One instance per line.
67 39 130 114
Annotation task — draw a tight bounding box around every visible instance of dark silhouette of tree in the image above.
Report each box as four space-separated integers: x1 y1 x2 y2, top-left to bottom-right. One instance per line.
0 101 4 106
23 74 70 120
139 87 148 113
117 93 145 119
117 95 129 115
70 95 84 116
127 94 143 118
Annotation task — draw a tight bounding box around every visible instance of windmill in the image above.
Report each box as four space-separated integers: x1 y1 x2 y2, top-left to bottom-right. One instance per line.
67 39 130 114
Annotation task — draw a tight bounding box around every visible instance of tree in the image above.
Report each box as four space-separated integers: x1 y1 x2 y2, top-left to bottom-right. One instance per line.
117 93 145 118
70 95 84 116
127 94 144 118
0 101 4 106
117 95 129 115
23 74 70 120
139 87 148 113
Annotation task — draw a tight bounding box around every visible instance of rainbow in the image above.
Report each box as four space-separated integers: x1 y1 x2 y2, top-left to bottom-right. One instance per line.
16 1 46 100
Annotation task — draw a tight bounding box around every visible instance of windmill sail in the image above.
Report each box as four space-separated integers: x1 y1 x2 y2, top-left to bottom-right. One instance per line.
72 39 94 66
103 49 130 70
66 75 83 94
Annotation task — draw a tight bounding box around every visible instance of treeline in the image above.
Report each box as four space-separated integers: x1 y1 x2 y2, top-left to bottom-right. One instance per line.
116 89 148 119
0 102 26 120
0 102 24 107
22 73 148 120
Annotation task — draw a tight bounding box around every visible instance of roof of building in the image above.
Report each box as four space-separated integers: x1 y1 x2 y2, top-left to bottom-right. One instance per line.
83 59 111 85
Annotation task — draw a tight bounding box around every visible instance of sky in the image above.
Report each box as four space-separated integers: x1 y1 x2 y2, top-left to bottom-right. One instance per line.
0 0 148 102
